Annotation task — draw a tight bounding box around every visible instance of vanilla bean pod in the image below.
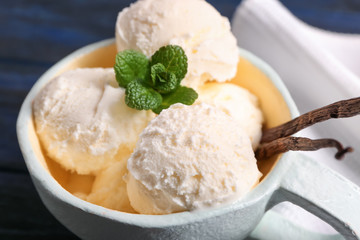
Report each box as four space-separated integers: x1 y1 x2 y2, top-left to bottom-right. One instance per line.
261 97 360 143
256 137 353 160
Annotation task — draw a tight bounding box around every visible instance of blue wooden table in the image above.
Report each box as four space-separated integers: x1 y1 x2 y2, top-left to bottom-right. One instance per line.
1 0 359 238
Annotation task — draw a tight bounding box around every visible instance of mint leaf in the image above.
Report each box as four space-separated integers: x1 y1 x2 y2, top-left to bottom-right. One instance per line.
153 86 198 114
114 50 149 88
125 80 162 110
114 45 197 114
151 63 179 94
150 45 187 82
150 63 166 84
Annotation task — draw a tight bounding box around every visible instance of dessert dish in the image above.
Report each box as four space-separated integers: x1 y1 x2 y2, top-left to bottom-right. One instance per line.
32 0 358 215
32 0 264 213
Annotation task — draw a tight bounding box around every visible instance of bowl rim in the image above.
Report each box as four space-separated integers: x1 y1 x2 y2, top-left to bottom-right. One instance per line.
16 38 299 227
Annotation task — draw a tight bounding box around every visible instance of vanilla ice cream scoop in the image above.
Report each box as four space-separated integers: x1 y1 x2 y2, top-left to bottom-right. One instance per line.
115 0 238 89
33 68 154 174
126 103 262 214
87 160 135 213
197 82 263 149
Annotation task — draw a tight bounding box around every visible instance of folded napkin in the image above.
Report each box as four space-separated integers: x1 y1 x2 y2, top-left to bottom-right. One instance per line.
232 0 360 235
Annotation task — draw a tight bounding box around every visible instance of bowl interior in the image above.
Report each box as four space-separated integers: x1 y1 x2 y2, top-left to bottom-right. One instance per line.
27 42 292 208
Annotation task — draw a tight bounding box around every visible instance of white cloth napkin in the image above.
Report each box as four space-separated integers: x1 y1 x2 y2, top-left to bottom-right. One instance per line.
232 0 360 235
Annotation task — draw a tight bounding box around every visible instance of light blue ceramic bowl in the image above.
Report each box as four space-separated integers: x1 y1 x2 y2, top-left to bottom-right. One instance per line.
17 39 360 239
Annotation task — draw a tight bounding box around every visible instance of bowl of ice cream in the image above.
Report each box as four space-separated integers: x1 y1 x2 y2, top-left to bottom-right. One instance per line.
17 0 360 239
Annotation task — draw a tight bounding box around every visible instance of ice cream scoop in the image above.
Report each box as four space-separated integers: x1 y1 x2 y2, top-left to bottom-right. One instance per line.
87 160 135 213
115 0 238 89
197 82 263 149
126 103 262 214
33 68 154 174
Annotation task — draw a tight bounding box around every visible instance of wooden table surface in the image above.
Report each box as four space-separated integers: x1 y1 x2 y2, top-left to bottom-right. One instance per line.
1 0 359 239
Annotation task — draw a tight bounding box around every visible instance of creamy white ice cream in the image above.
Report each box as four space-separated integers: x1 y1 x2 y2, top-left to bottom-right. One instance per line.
115 0 239 89
33 68 155 174
33 0 264 215
87 160 135 213
197 82 263 149
126 103 262 214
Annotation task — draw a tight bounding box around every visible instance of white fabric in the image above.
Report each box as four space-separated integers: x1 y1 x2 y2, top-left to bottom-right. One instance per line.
232 0 360 234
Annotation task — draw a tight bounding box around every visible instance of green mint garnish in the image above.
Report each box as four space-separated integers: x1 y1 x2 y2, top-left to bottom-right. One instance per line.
114 50 149 87
150 45 188 81
125 80 162 110
153 86 198 114
151 63 178 94
150 63 166 84
114 45 198 113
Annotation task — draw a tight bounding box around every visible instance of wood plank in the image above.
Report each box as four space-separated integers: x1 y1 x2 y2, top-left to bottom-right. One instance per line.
0 171 79 239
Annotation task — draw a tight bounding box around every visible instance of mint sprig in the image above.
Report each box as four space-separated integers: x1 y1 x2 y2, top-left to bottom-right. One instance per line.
114 45 198 113
150 45 187 81
125 80 162 110
153 86 198 114
114 50 149 88
151 63 178 94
